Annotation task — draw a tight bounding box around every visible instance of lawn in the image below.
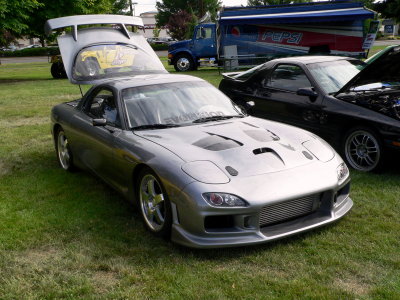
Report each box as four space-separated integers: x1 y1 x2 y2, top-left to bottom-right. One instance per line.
0 51 399 299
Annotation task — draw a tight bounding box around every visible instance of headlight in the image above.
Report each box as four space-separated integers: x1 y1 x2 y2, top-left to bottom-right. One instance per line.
203 193 248 207
182 161 230 184
303 138 335 162
337 163 350 184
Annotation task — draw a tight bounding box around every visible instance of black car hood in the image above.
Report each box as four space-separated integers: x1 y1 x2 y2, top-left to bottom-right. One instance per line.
336 45 400 95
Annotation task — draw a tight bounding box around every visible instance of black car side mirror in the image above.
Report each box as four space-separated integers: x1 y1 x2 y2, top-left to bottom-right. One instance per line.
92 118 107 126
297 87 318 101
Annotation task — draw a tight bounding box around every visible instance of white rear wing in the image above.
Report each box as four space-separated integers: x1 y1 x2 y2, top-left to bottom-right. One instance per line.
45 15 144 41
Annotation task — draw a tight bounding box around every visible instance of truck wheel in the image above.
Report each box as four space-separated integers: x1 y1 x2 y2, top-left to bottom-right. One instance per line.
174 54 194 72
51 62 67 79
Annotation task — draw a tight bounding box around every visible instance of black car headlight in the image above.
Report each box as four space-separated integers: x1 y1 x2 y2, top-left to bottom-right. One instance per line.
203 193 248 207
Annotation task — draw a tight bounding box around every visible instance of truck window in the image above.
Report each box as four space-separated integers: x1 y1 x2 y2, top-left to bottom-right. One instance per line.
196 27 212 39
265 64 311 92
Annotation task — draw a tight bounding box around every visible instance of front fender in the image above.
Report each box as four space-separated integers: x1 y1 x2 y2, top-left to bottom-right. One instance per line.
168 48 196 64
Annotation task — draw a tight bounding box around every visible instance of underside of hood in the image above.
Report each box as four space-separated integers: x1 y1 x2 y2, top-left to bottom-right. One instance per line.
136 118 332 177
336 45 400 95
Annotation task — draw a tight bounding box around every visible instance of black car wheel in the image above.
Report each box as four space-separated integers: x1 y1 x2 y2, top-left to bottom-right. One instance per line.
174 54 194 72
56 128 75 171
51 62 67 79
137 168 172 238
343 127 383 172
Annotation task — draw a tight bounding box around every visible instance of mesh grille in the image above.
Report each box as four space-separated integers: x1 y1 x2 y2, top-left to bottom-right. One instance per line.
259 194 320 227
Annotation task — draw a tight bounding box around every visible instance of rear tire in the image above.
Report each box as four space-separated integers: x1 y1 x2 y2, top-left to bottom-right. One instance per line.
55 128 75 172
342 127 383 172
51 62 67 79
174 54 195 72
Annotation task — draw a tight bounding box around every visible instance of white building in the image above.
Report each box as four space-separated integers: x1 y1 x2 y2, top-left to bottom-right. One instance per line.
139 11 169 38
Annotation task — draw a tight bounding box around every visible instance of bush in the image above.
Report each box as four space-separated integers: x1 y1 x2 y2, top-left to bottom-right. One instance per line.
150 43 169 51
0 47 60 57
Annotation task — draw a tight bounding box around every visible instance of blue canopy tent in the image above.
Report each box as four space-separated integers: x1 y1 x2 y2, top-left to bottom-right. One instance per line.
219 2 375 25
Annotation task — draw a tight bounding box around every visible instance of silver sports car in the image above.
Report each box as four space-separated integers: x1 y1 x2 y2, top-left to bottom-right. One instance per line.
46 15 352 248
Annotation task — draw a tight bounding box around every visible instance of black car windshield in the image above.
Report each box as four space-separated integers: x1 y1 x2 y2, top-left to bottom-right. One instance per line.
308 60 366 94
122 81 242 128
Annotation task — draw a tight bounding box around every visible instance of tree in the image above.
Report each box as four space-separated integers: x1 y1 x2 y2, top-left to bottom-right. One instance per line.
374 0 400 22
166 10 193 41
0 0 41 46
156 0 221 27
248 0 307 5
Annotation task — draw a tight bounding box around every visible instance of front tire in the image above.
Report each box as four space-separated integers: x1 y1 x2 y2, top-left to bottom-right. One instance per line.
55 128 75 171
136 168 172 238
174 54 194 72
343 127 383 172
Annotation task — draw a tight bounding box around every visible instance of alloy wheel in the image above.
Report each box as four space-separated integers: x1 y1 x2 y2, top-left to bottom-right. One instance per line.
345 130 380 171
139 174 166 232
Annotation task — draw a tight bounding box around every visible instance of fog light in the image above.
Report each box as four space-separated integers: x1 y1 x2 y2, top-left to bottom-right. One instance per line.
203 193 247 207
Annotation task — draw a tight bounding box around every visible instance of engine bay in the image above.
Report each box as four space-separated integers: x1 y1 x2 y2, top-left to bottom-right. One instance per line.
339 89 400 120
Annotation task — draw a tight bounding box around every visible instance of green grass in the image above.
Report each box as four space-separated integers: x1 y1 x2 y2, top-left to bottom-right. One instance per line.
0 52 399 299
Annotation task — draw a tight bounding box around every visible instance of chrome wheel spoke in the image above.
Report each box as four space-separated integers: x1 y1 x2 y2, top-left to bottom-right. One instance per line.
147 179 156 198
153 194 164 206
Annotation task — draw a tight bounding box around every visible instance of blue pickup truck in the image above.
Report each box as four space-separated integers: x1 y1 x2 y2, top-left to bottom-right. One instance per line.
168 1 376 71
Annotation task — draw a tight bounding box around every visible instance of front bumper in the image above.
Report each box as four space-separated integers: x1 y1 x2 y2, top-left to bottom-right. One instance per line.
169 160 353 248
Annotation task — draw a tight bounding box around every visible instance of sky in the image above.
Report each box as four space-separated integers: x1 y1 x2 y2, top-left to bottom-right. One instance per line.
133 0 248 16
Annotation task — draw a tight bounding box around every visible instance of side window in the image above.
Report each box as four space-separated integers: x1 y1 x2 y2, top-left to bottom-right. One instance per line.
196 27 212 39
265 64 312 92
86 89 121 127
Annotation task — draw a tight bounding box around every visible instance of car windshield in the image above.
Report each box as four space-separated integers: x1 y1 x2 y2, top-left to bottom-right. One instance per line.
308 60 366 94
122 81 242 128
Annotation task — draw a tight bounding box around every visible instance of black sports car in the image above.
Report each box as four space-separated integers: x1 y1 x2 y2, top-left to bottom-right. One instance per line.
219 47 400 172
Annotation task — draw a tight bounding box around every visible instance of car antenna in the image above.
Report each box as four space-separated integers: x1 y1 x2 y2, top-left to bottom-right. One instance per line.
78 85 84 97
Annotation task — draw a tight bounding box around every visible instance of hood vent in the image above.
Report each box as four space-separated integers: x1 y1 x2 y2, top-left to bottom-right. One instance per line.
253 147 285 165
244 129 279 142
193 133 242 151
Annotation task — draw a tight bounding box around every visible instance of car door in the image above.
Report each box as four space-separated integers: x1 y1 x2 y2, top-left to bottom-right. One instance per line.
68 87 122 181
251 63 325 132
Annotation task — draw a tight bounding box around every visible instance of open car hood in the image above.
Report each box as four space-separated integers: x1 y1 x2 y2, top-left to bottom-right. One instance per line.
336 45 400 95
45 15 167 85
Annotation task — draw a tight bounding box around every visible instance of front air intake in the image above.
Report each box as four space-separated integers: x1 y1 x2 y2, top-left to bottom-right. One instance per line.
259 193 321 227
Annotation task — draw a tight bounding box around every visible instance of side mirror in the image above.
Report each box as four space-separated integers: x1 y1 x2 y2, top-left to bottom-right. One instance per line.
92 118 107 126
297 87 318 101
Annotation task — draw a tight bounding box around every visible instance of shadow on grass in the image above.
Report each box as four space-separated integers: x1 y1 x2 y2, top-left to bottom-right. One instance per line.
0 78 55 84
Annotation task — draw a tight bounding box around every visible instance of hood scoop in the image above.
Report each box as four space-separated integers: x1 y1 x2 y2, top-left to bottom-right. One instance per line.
244 129 280 142
253 147 285 165
193 133 242 151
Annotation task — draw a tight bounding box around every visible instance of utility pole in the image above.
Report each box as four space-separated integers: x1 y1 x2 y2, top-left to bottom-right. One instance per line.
129 0 138 16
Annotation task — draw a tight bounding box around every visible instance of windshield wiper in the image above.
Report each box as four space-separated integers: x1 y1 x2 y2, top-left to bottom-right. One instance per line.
192 115 244 123
131 123 180 130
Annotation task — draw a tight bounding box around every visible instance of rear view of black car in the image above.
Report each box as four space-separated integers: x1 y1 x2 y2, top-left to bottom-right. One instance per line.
219 46 400 172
